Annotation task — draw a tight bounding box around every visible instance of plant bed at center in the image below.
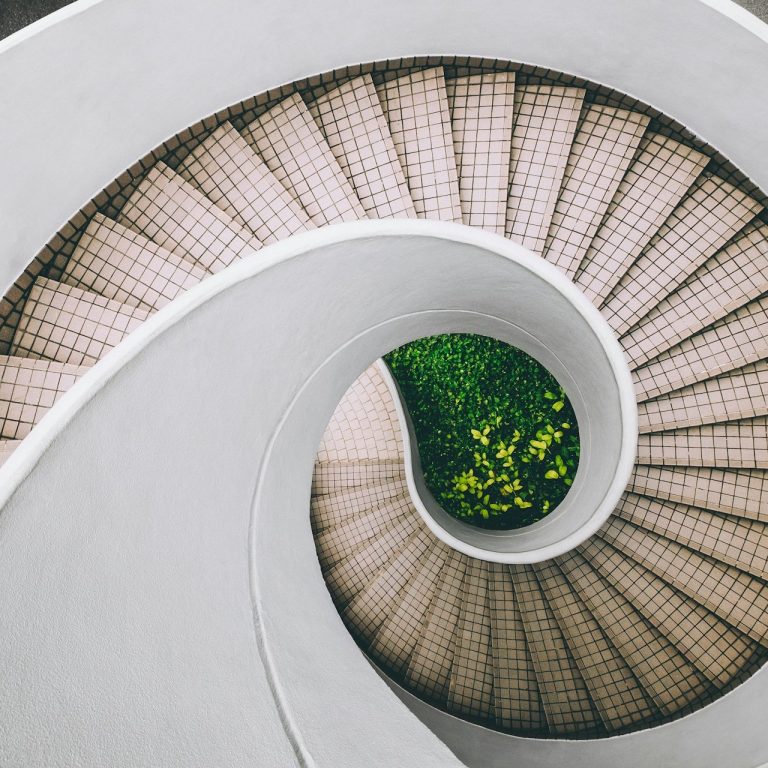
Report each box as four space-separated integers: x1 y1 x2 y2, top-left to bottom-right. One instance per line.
385 333 580 530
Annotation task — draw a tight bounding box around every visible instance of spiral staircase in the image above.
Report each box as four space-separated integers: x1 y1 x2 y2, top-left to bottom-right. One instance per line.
1 5 768 764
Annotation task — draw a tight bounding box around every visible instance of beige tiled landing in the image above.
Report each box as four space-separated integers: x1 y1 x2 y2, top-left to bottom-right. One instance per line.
118 163 260 273
629 465 768 522
510 563 603 734
177 122 312 244
543 104 650 276
534 560 658 730
64 213 207 313
311 459 403 496
556 550 712 716
11 278 149 366
575 134 707 303
446 72 516 233
376 67 463 222
0 356 88 439
601 175 762 336
0 440 20 466
243 93 366 226
505 85 584 254
309 75 416 220
621 222 768 368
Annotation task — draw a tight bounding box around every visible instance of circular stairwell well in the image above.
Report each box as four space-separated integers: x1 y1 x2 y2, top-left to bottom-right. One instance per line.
1 57 767 748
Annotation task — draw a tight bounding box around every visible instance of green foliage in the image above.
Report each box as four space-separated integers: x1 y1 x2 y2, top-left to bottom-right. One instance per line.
384 333 580 530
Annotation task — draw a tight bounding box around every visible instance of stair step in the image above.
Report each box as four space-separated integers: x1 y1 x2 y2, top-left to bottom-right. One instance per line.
487 562 546 732
637 418 768 468
505 85 585 254
615 491 768 580
629 465 768 523
510 563 603 735
11 278 149 366
632 295 768 401
575 134 707 302
638 361 768 433
446 72 516 233
601 175 762 336
543 104 650 276
117 163 260 273
621 222 768 369
376 67 463 222
405 550 468 705
0 440 21 466
579 537 757 686
534 560 658 731
600 516 768 645
177 122 312 244
242 93 366 226
311 459 403 495
446 559 494 720
64 213 207 313
308 75 417 220
556 550 713 716
369 541 450 675
0 356 88 439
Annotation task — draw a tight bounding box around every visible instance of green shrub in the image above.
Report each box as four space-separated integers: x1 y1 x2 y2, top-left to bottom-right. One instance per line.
384 333 580 530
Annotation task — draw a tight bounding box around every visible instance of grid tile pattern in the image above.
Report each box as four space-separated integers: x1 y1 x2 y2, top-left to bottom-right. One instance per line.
510 563 602 734
543 104 650 276
0 356 88 440
0 440 20 466
243 92 366 226
308 75 417 220
117 163 261 273
376 67 463 221
637 361 768 432
632 296 768 400
177 122 313 244
575 134 707 303
601 175 762 335
63 213 207 313
11 278 149 366
556 550 713 715
534 560 658 730
446 72 516 233
487 562 546 731
311 459 403 496
621 222 768 368
504 85 585 254
629 465 768 522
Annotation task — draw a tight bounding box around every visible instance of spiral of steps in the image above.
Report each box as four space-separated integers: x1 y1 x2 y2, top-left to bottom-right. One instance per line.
0 59 766 742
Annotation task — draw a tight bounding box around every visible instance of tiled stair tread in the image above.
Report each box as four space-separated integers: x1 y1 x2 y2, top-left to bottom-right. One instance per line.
0 440 21 466
637 417 768 469
11 278 149 367
621 222 768 369
487 562 546 731
615 491 768 579
177 122 312 244
575 133 708 303
629 465 768 523
405 550 468 704
637 360 768 433
369 541 450 674
0 356 88 440
117 162 260 273
601 175 762 335
311 459 403 495
632 296 768 401
505 84 585 254
543 104 650 277
64 213 207 313
447 559 494 719
580 537 758 686
376 67 463 222
242 92 366 226
510 563 603 734
556 550 713 715
308 74 417 220
534 560 658 730
446 71 516 233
